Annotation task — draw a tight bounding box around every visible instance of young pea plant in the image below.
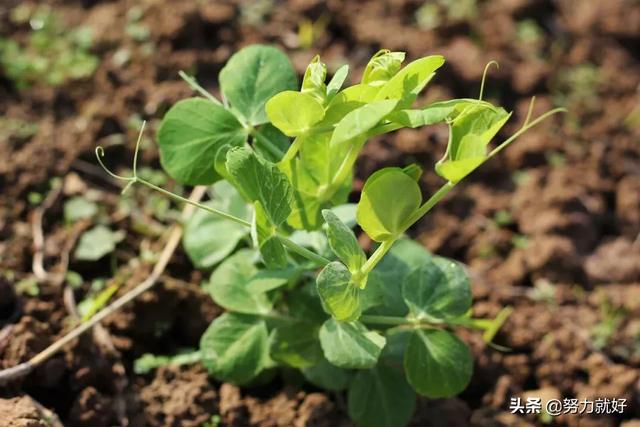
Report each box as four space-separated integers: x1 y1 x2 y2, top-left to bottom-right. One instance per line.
97 45 563 427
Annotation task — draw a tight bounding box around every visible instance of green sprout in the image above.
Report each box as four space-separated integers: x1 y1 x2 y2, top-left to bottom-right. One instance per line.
96 45 564 427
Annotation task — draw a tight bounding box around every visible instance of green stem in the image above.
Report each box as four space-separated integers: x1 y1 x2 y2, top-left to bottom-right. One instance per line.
280 136 304 164
403 181 455 230
358 239 394 277
178 71 222 106
137 178 330 266
319 142 360 202
360 315 409 326
137 178 251 227
250 127 285 160
279 236 331 266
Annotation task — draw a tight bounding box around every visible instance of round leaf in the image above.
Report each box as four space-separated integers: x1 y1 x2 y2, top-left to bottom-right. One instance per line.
183 188 250 269
200 313 269 385
219 45 297 126
157 98 247 185
357 168 422 242
347 364 416 427
319 319 386 369
206 250 272 315
316 262 361 321
269 323 322 368
265 91 325 137
402 257 471 321
302 357 351 391
404 329 472 398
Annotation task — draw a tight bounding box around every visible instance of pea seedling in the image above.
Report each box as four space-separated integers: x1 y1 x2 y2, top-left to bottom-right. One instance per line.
97 45 563 427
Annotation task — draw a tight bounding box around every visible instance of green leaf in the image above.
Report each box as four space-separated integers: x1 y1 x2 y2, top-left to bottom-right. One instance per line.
265 91 325 137
330 100 399 147
269 322 322 368
200 313 269 385
436 104 511 183
251 201 288 269
319 318 385 369
302 357 351 391
402 257 471 321
74 225 124 261
183 184 250 269
316 262 361 321
206 249 272 315
322 210 365 273
246 268 298 293
134 349 201 374
347 364 416 427
364 239 432 316
374 55 445 106
252 123 290 162
301 55 327 104
64 196 97 222
387 98 480 128
280 133 352 230
326 64 349 101
157 98 247 185
357 168 422 242
362 49 406 87
226 147 292 226
219 44 297 125
404 329 472 398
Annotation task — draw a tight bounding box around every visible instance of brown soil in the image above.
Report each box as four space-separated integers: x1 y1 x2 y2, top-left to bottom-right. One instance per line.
1 0 639 426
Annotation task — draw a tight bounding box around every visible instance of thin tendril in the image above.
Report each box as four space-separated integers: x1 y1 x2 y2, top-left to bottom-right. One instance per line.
95 146 136 182
524 96 536 126
132 120 146 178
478 60 499 102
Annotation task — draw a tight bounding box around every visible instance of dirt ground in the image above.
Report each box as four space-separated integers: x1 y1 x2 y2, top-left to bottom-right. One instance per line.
1 0 639 426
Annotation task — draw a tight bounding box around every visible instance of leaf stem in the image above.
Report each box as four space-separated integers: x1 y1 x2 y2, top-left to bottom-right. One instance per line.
403 181 455 230
250 127 285 160
360 314 408 326
279 136 303 164
135 178 252 227
178 70 223 106
358 239 394 277
279 235 331 266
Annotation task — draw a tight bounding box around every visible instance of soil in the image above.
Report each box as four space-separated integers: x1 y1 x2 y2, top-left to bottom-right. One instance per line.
1 0 639 426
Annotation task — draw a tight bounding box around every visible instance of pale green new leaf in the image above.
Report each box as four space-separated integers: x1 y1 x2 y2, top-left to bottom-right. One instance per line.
326 64 349 101
319 318 386 369
387 98 483 128
348 365 416 427
356 168 422 242
157 98 247 185
362 49 405 87
265 91 325 137
206 249 272 315
219 44 297 125
301 55 327 104
316 262 361 321
322 209 365 273
330 100 399 147
404 329 472 398
374 55 445 106
200 313 269 385
226 147 292 226
64 196 97 222
436 104 511 183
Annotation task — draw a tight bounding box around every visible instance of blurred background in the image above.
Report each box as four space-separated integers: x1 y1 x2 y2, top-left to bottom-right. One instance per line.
0 1 639 426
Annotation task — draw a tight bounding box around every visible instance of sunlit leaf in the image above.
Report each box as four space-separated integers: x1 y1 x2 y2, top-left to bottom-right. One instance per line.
219 44 297 125
319 318 385 369
157 98 247 185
